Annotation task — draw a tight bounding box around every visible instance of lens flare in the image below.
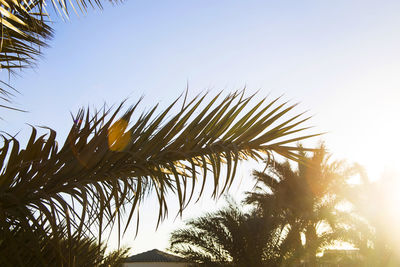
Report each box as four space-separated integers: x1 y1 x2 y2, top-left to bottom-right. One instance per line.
108 119 131 151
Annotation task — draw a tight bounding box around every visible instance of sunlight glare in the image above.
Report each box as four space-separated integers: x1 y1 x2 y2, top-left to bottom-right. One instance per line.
108 119 131 151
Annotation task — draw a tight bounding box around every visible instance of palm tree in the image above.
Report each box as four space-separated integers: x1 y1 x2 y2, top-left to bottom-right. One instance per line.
0 91 317 265
0 223 129 266
245 145 351 266
169 197 284 267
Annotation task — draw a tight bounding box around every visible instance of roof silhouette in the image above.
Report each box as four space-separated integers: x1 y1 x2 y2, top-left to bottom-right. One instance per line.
125 249 185 262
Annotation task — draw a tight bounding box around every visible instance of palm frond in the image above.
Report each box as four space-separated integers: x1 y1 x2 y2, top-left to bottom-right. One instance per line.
0 0 117 73
0 0 53 109
0 91 316 263
0 0 119 109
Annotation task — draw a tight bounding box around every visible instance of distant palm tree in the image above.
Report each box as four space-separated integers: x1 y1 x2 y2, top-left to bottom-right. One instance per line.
169 197 285 267
245 145 350 266
0 92 317 265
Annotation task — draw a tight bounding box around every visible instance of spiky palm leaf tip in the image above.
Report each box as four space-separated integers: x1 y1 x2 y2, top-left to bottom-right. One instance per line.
0 91 319 263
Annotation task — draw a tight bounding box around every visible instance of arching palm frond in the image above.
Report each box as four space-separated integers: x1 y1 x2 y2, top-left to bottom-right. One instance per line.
0 0 117 73
0 91 317 264
0 0 53 109
0 0 118 109
0 1 53 69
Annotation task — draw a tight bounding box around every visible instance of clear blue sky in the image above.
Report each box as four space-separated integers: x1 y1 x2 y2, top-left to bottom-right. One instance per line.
2 0 400 255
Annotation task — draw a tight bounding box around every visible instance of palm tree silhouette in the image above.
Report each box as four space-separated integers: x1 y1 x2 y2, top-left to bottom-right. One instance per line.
245 145 350 266
169 197 285 267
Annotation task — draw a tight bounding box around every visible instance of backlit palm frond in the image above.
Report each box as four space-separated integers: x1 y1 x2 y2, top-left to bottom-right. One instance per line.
0 0 118 108
0 0 53 110
0 0 53 72
0 0 117 73
0 80 28 112
0 91 316 259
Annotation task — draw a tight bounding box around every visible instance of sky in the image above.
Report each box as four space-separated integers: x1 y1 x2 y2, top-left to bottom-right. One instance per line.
1 0 400 255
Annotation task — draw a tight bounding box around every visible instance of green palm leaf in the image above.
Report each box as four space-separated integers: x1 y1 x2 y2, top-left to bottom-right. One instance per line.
0 0 116 108
0 0 115 73
0 91 317 263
